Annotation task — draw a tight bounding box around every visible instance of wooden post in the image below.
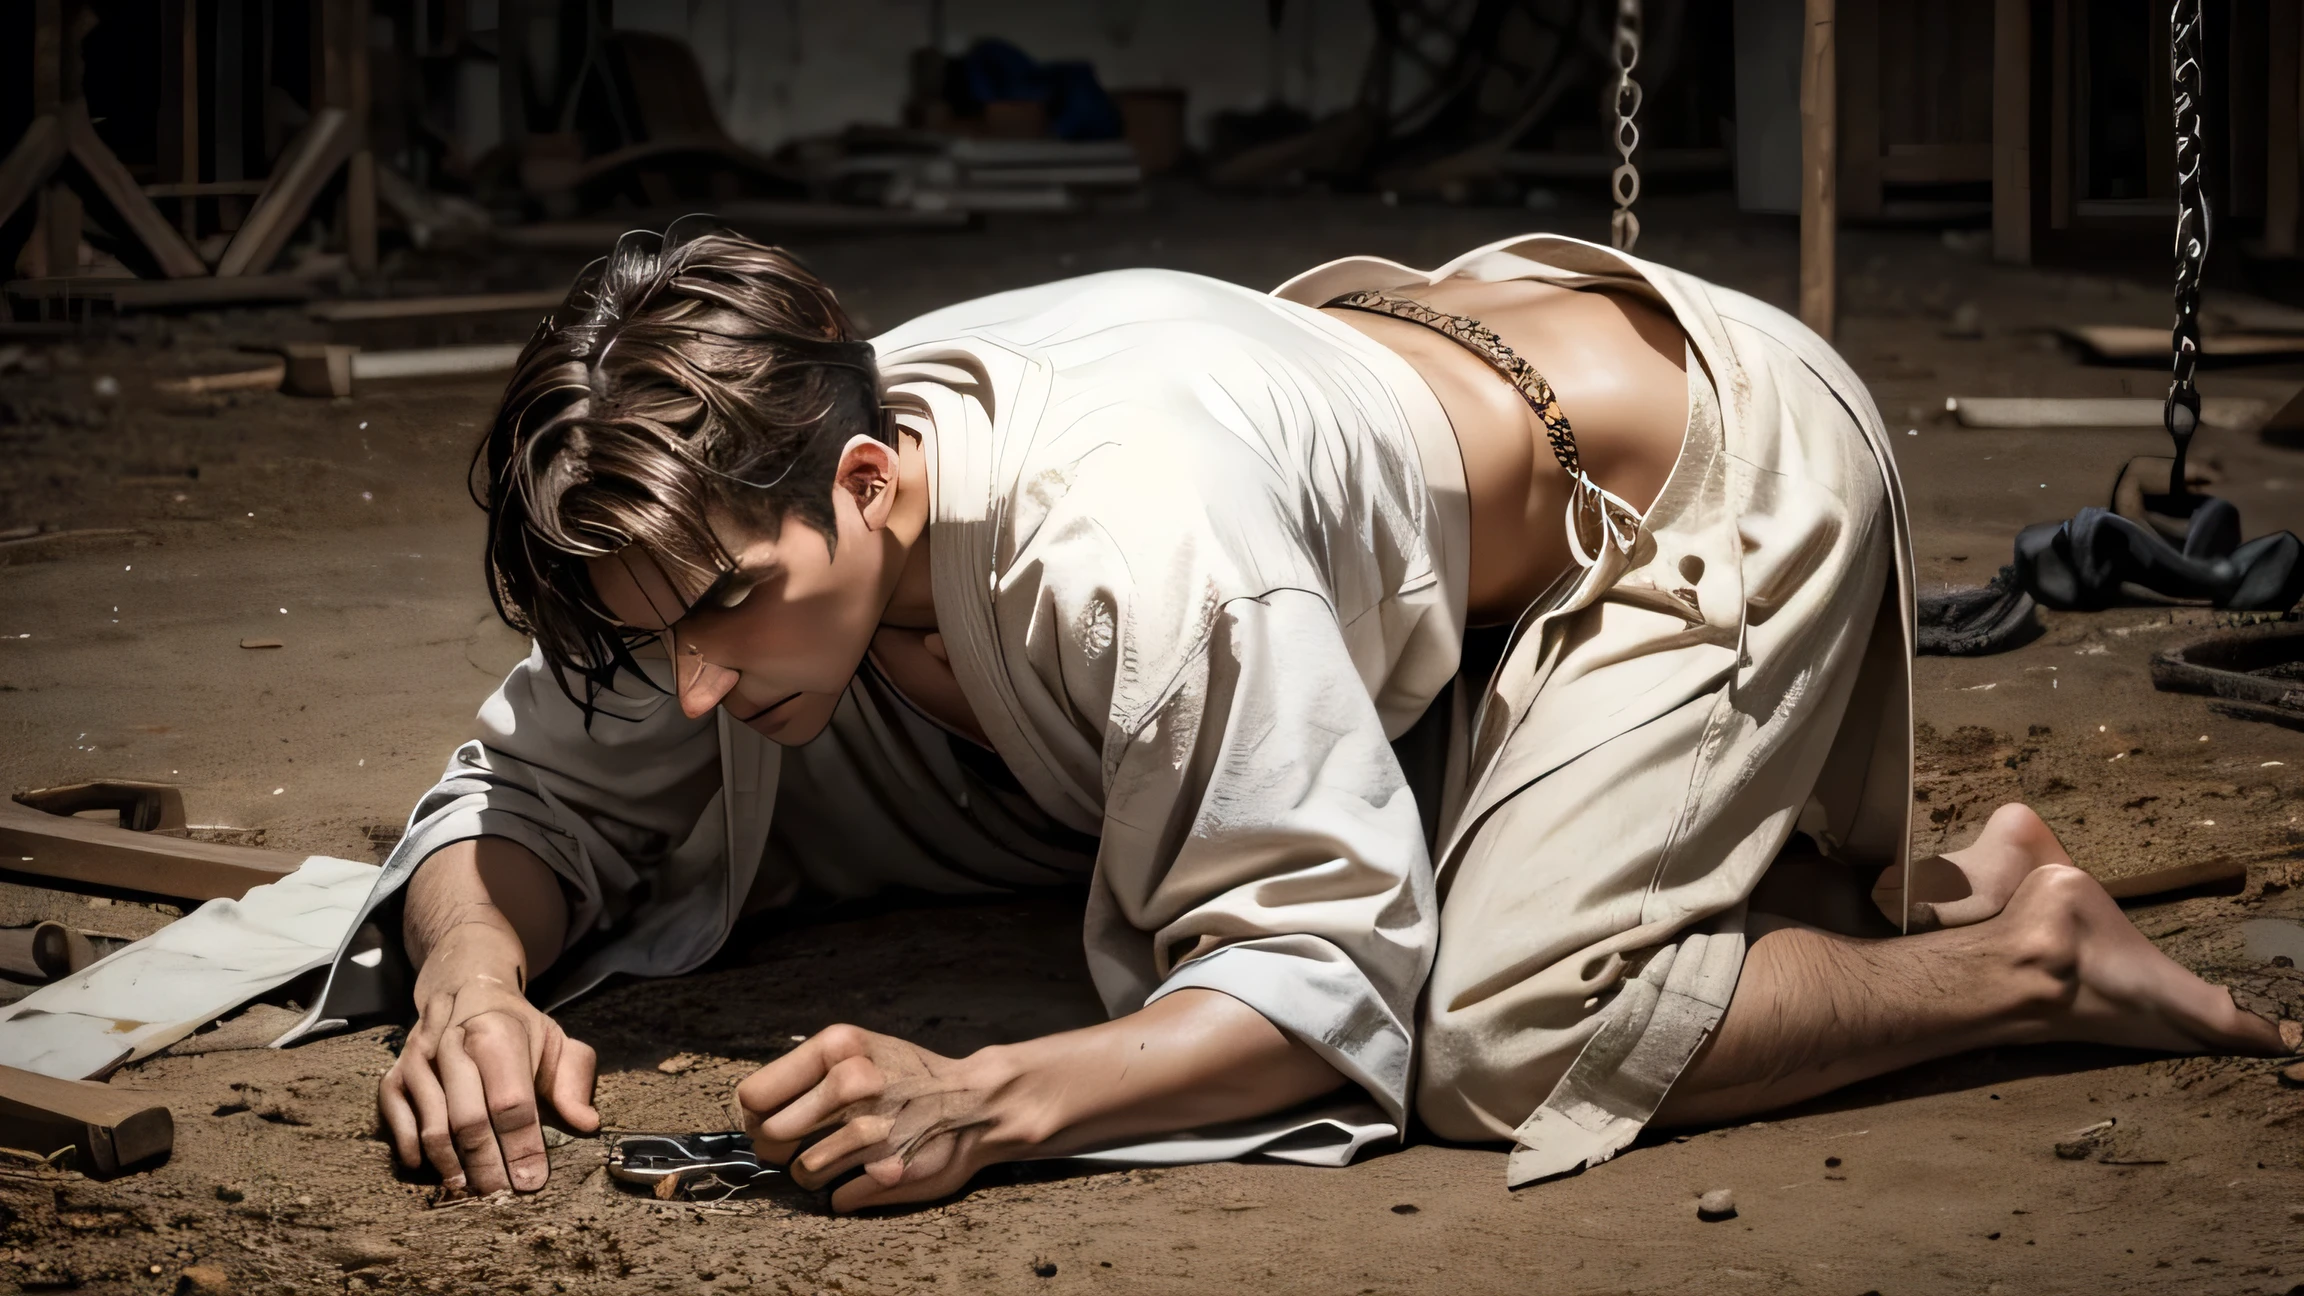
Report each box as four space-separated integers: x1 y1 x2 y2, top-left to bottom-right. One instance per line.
345 0 377 274
1992 0 2032 264
34 0 77 277
2050 0 2073 231
1800 0 1837 340
1838 0 1880 220
2271 0 2302 257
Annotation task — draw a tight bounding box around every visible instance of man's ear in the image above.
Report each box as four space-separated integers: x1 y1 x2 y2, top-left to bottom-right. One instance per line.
833 434 901 532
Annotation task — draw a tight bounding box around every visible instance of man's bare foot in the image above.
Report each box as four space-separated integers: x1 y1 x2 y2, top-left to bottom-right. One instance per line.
1997 863 2289 1056
1918 803 2072 930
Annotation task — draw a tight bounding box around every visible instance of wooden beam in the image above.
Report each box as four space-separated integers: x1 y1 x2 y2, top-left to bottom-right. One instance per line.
1800 0 1837 340
1838 0 1881 219
1993 0 2033 264
0 116 67 234
2271 0 2302 256
345 0 377 275
2050 0 2073 230
213 107 354 277
59 104 208 279
0 1065 172 1177
0 795 302 902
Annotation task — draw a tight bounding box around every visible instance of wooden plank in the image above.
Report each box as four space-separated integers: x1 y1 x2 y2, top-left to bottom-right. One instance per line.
0 117 67 235
308 289 564 321
0 796 302 902
2272 0 2303 256
1838 0 1882 219
1993 0 2033 264
33 0 61 111
58 104 208 279
2063 323 2304 360
214 107 353 277
0 1064 171 1176
1800 0 1837 339
4 274 311 309
337 0 377 274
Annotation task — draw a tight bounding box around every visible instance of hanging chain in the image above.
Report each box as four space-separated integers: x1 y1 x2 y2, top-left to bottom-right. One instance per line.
2166 0 2210 498
1609 0 1643 253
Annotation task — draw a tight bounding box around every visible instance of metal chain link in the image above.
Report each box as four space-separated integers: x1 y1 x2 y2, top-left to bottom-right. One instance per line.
1609 0 1643 253
2166 0 2210 497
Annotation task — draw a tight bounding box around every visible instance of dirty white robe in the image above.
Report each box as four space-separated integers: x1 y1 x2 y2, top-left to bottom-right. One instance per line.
287 267 1471 1130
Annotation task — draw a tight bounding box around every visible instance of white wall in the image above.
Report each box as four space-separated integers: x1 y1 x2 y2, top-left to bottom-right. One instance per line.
613 0 1376 151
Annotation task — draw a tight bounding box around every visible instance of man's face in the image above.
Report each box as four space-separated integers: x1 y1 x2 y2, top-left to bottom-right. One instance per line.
587 501 886 746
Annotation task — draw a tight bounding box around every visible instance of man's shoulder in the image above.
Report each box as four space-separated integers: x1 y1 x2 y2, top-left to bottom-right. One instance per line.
873 268 1259 354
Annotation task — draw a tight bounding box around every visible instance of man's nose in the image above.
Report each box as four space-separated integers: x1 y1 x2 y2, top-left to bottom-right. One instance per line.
675 647 741 719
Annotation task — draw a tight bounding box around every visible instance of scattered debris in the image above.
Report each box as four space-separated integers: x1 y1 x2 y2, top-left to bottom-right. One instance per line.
239 638 284 650
89 375 118 400
2054 1119 2116 1160
1696 1188 1736 1221
179 1263 231 1295
657 1052 701 1075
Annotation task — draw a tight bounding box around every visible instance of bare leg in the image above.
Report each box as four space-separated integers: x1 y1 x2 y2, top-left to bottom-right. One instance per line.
1657 834 2292 1128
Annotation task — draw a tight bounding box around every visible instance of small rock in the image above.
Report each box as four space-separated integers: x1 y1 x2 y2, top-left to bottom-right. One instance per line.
1389 1203 1419 1215
1031 1260 1058 1278
540 1126 575 1148
92 375 120 400
2279 1061 2304 1089
1697 1189 1737 1221
656 1053 699 1075
180 1264 231 1294
213 1185 244 1203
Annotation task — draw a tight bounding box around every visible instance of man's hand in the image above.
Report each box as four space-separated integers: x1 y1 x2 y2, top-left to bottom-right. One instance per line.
736 1025 1019 1212
378 937 599 1195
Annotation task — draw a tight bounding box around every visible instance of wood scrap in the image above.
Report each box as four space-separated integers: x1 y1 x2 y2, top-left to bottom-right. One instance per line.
2100 856 2248 901
350 343 523 382
277 343 356 397
0 1063 171 1176
0 922 96 982
1946 395 2268 430
0 791 300 902
153 361 284 396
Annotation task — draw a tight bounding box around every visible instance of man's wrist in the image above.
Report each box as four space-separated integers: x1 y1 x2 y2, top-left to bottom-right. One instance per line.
956 1043 1065 1156
412 920 529 1000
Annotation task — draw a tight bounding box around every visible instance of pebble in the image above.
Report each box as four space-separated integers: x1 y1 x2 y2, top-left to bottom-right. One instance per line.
180 1264 231 1294
1697 1189 1737 1221
2279 1061 2304 1088
656 1052 699 1075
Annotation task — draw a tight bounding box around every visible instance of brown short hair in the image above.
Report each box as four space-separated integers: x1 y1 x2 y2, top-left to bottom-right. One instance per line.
476 217 886 711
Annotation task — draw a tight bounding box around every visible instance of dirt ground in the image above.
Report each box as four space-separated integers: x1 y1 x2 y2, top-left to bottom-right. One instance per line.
3 189 2302 1295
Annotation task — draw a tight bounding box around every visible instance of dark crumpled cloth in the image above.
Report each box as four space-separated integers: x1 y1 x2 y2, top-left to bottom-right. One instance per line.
1919 493 2304 656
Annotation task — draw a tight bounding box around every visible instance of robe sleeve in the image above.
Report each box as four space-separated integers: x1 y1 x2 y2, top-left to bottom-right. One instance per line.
393 644 732 952
1002 436 1439 1127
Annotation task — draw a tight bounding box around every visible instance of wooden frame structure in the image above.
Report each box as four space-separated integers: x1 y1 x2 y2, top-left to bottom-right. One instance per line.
2 0 377 288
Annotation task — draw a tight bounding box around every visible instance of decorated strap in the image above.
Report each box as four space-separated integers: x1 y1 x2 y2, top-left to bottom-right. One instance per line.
1325 289 1641 565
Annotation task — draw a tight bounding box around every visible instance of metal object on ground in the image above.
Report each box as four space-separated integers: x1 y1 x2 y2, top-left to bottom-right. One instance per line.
607 1132 788 1199
2150 622 2304 729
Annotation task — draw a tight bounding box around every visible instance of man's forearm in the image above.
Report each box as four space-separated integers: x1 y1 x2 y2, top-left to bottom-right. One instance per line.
972 988 1346 1157
403 837 570 987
